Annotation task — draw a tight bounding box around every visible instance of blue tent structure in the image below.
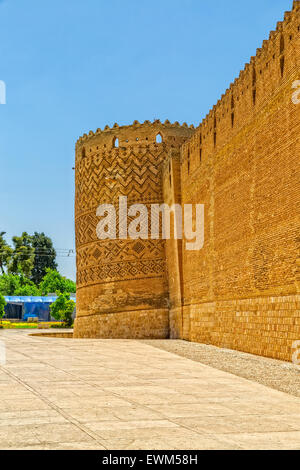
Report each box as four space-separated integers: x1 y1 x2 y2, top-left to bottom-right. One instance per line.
4 296 76 322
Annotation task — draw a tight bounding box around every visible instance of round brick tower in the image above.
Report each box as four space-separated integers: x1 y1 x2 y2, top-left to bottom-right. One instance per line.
74 120 194 338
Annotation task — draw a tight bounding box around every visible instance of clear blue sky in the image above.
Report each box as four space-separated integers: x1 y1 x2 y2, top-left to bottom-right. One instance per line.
0 0 292 280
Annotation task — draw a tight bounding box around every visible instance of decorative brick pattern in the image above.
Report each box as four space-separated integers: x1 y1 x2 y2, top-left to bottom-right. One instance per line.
74 122 193 338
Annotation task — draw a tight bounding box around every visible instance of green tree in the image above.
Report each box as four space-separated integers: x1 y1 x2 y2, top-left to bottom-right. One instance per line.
39 269 76 295
0 273 40 296
50 293 75 327
8 232 35 277
0 273 21 296
31 232 57 285
0 293 6 323
14 273 40 296
0 232 13 274
14 284 40 296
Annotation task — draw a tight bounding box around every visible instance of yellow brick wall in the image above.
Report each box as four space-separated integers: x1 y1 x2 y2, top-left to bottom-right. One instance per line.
74 308 169 339
188 295 300 361
162 151 184 339
179 2 300 361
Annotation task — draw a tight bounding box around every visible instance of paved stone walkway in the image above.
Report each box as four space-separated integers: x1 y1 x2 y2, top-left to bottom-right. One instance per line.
0 330 300 450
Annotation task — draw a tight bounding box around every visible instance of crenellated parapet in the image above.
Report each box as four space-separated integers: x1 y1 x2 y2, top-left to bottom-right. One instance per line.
76 119 195 161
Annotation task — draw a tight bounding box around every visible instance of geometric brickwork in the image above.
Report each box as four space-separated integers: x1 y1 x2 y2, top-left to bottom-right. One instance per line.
74 121 194 338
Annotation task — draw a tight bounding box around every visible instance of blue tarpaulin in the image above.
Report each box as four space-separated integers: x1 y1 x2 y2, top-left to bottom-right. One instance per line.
4 296 76 321
4 296 76 303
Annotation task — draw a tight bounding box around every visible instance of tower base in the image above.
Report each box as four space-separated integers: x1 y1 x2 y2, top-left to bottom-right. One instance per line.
73 308 170 339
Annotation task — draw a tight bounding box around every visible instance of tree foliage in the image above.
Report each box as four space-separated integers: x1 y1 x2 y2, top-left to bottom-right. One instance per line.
39 269 76 295
50 293 75 327
8 232 35 277
0 231 59 281
0 273 40 296
0 231 75 298
0 232 13 274
14 274 40 296
0 273 20 296
0 270 75 297
0 293 6 320
31 232 58 285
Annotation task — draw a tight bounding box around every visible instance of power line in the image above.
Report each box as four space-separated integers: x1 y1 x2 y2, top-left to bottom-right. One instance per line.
0 248 76 258
0 255 75 259
0 248 75 252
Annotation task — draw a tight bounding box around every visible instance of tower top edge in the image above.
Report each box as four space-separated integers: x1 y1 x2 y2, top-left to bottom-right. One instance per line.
76 120 196 145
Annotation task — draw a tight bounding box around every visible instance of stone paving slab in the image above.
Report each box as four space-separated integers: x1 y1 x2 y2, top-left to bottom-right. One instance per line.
0 330 299 450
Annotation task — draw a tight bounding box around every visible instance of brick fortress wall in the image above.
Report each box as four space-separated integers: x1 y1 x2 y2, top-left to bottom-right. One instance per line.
74 2 300 361
176 1 300 360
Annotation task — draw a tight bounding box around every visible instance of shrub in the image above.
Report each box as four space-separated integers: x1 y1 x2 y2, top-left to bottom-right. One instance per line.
2 322 38 329
50 323 70 329
50 293 75 327
0 293 6 324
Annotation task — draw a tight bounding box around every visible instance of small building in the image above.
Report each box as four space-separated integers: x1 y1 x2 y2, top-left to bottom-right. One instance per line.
4 295 76 322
